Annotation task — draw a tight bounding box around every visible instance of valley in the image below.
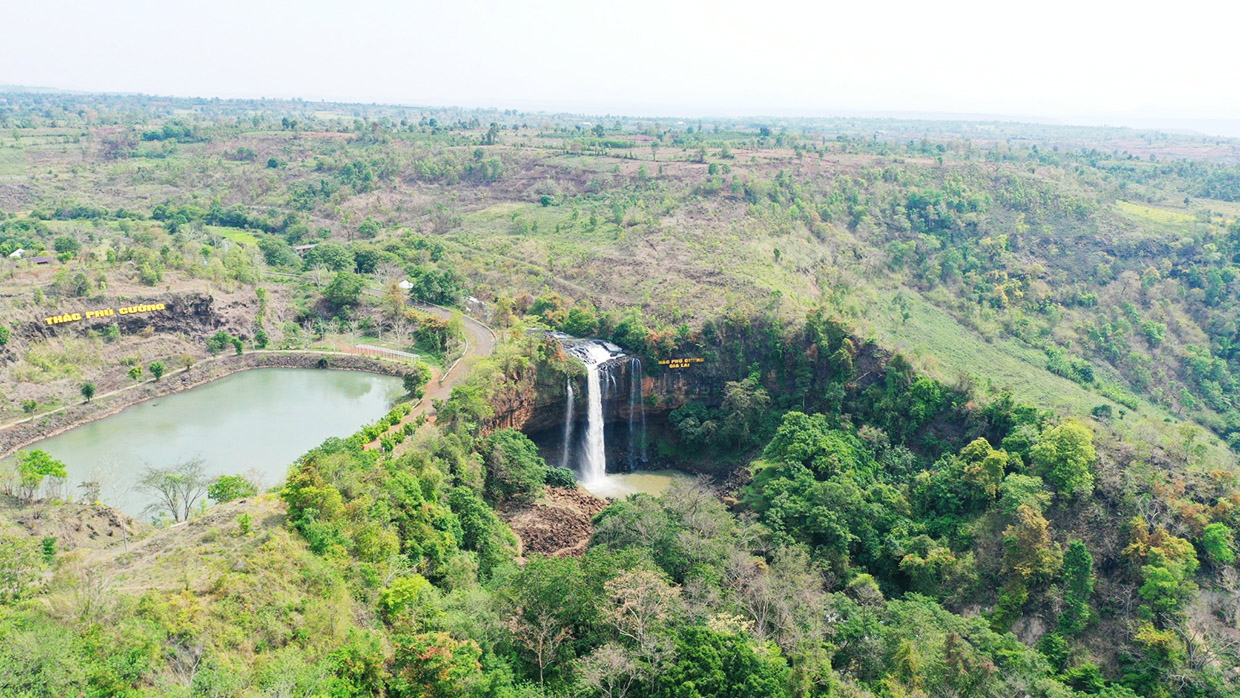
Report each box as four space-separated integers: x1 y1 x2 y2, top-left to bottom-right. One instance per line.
0 92 1238 696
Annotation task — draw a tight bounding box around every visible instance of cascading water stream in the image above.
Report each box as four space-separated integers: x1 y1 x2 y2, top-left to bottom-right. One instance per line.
559 379 574 470
575 342 614 484
627 357 647 468
565 340 649 484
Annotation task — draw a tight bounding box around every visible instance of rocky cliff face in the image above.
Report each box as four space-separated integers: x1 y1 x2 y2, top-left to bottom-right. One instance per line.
485 355 725 438
18 291 250 345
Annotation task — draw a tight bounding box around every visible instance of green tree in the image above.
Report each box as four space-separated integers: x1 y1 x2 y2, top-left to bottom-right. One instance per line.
137 459 209 522
80 382 96 402
391 631 483 697
562 306 599 336
257 236 299 267
378 574 438 622
482 429 548 503
407 265 463 306
1029 419 1096 497
994 504 1062 629
351 243 382 274
759 411 868 479
1200 522 1236 565
128 365 142 382
656 625 791 698
497 555 590 685
447 486 516 578
958 438 1010 500
0 535 39 602
148 361 165 381
53 236 80 255
1059 540 1095 634
357 217 380 239
718 375 771 450
324 271 365 309
302 242 355 272
403 362 432 399
16 450 67 502
1126 518 1199 623
206 331 233 356
208 474 259 503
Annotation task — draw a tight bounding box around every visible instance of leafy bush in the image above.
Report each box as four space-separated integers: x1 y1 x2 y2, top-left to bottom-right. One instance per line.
208 474 259 503
545 466 576 488
482 429 548 503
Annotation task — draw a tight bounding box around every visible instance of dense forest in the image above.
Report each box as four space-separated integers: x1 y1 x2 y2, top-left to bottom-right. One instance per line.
0 91 1239 696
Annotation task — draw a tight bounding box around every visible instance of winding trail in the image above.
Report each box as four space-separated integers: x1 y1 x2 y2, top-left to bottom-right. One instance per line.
362 303 497 450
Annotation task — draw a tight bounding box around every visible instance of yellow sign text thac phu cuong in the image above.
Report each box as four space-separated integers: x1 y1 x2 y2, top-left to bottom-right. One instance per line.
44 303 167 326
658 357 705 369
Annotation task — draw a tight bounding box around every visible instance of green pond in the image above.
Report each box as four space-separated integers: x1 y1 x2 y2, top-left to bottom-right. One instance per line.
577 470 694 499
7 368 404 517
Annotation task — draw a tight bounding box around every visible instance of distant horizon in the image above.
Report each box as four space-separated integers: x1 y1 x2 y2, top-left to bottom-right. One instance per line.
5 82 1240 140
3 0 1237 138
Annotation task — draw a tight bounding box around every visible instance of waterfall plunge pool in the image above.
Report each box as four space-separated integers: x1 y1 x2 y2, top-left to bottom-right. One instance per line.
577 469 693 499
539 338 691 499
3 368 405 517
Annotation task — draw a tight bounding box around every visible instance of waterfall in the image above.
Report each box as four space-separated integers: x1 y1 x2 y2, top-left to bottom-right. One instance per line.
559 379 574 470
574 341 614 484
627 357 647 468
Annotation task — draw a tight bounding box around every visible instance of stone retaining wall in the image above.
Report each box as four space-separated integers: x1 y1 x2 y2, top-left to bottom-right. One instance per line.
0 352 407 459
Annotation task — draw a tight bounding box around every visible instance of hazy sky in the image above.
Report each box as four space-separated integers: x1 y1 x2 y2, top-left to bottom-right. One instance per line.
5 0 1238 130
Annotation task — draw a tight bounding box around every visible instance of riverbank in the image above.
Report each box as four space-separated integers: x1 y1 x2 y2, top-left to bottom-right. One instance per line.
0 351 409 459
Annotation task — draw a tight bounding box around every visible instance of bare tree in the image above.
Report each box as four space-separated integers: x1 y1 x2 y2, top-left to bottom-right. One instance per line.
576 643 638 698
137 459 209 522
506 608 573 686
376 260 405 285
604 570 681 655
306 264 329 287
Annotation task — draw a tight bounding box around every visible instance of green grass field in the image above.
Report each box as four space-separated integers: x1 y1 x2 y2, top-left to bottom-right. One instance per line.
1116 200 1196 224
0 146 26 178
208 225 259 246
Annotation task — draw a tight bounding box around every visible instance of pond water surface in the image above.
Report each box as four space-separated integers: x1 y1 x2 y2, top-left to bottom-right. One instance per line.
6 368 404 517
577 469 694 499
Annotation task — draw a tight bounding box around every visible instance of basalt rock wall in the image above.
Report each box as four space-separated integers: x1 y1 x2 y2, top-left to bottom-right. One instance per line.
486 354 725 438
19 292 245 344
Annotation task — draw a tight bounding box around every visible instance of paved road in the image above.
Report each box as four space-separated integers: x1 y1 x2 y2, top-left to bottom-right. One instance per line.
408 302 496 418
362 303 497 450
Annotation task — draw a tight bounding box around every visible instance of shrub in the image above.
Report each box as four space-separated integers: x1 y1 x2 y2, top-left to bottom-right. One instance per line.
545 467 576 488
1201 522 1236 564
208 474 259 503
378 574 437 622
482 429 548 503
1030 419 1096 498
403 363 431 399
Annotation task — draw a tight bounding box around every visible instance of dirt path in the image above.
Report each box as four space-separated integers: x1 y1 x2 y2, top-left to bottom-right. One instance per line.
362 304 497 450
